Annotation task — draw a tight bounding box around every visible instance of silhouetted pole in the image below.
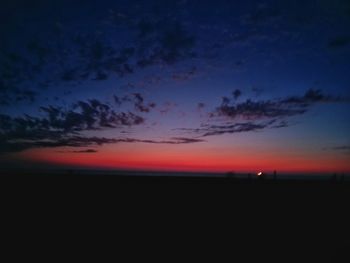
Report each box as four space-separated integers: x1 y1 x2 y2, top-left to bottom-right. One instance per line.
273 170 277 180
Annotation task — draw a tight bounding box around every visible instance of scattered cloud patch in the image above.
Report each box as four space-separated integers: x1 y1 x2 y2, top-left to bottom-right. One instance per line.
0 93 202 153
328 36 350 49
213 89 345 121
233 89 242 100
197 102 205 110
158 101 178 115
132 93 157 113
324 145 350 155
0 96 148 153
176 120 276 137
57 149 98 153
0 135 204 154
182 89 348 138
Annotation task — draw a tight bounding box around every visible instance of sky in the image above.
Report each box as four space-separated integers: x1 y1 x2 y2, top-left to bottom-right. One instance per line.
1 0 350 174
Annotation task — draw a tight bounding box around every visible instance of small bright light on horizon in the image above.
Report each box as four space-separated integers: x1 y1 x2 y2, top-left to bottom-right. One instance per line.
257 172 263 176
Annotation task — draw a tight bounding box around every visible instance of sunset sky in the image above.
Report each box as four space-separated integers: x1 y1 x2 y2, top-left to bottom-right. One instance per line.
1 0 350 174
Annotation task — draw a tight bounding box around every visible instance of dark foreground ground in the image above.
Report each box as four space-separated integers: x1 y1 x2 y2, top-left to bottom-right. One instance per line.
2 170 349 198
1 170 349 256
2 174 350 183
1 169 349 184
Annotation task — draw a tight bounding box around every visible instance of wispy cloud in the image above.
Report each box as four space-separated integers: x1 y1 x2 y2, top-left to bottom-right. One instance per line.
176 121 275 137
331 146 350 151
324 145 350 155
178 89 348 138
57 149 98 153
39 99 145 132
331 145 350 155
158 101 178 115
213 89 346 121
328 36 350 49
0 10 198 106
0 96 145 153
0 135 205 154
132 93 157 113
136 21 196 66
0 94 203 153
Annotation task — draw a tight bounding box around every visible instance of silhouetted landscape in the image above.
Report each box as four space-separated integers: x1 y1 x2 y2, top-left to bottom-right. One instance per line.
2 168 349 186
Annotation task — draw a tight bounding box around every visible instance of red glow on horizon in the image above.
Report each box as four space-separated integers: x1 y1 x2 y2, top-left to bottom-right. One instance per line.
16 147 350 174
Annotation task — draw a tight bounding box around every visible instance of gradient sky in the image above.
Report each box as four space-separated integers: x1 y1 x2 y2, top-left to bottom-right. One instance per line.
1 0 350 174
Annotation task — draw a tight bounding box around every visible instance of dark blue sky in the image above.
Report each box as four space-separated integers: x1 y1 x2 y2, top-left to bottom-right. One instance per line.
1 0 350 173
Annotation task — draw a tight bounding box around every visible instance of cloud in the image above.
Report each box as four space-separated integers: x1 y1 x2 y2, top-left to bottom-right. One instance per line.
180 89 348 138
0 14 198 106
38 99 145 132
252 87 264 97
91 137 205 145
325 145 350 155
233 89 242 100
158 101 178 114
0 96 150 153
136 20 197 66
61 38 137 82
240 5 281 27
26 40 50 63
332 145 350 154
0 136 119 153
176 121 276 137
0 94 203 153
270 120 289 129
213 89 345 121
167 137 205 144
137 18 155 39
0 52 38 105
19 89 37 101
113 93 157 113
160 22 196 64
331 146 350 151
113 95 122 106
0 135 205 154
197 103 205 110
328 36 350 49
214 99 307 120
171 67 197 82
73 149 98 153
132 93 156 113
58 149 98 153
281 89 344 104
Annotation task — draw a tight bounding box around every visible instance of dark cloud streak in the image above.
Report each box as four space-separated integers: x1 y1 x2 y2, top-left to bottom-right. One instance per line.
0 94 202 153
0 7 198 105
328 36 350 49
0 135 205 154
179 89 348 138
176 121 277 137
214 89 345 121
